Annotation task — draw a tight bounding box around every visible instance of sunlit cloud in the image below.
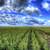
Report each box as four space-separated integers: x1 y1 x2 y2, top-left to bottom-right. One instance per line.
43 20 50 26
25 4 39 12
42 2 50 10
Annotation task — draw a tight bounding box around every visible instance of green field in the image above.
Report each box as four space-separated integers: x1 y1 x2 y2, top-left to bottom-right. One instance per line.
0 27 50 50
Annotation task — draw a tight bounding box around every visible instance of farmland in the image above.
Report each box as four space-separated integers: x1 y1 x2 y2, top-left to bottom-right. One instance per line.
0 27 49 50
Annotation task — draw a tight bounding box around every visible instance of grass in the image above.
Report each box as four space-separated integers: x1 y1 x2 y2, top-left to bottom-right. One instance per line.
0 27 49 50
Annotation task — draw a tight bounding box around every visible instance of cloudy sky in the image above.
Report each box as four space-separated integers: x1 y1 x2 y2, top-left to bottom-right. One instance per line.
0 0 50 26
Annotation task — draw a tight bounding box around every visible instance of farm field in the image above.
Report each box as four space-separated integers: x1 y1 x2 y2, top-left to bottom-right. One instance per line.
0 27 50 50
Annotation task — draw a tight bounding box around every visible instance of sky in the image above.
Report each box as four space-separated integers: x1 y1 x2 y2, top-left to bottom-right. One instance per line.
0 0 50 26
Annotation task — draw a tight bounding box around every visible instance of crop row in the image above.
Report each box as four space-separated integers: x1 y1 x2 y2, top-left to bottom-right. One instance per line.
0 29 48 50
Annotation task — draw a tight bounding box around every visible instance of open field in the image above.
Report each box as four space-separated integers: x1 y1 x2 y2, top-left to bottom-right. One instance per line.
0 27 50 50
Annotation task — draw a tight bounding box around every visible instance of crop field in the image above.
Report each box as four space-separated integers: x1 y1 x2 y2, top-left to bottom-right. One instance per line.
0 27 50 50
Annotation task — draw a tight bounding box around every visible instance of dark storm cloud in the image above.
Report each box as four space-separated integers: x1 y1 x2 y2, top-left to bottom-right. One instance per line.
0 0 5 6
13 0 28 8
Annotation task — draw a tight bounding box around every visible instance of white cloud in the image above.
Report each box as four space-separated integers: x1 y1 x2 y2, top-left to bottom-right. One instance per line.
42 2 50 10
42 2 49 8
43 20 50 26
25 4 39 13
47 20 50 22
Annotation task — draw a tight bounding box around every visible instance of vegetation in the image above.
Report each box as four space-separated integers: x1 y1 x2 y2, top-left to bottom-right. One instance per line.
0 27 49 50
